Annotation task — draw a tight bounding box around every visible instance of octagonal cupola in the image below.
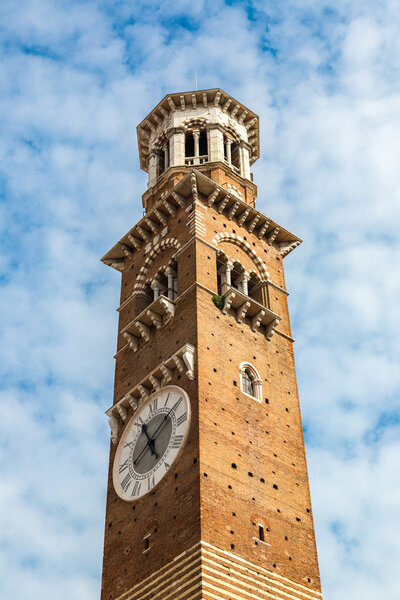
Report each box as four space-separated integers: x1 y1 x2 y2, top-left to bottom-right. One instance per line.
137 89 260 189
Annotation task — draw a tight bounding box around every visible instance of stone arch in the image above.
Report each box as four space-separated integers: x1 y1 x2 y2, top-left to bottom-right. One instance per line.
212 232 269 280
134 237 181 292
182 117 209 132
224 123 241 143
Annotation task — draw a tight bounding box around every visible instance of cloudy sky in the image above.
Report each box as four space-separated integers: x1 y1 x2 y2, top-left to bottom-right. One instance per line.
1 1 400 598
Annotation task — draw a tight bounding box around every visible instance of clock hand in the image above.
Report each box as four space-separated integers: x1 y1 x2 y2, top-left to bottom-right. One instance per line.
133 424 159 466
148 406 174 444
141 423 157 457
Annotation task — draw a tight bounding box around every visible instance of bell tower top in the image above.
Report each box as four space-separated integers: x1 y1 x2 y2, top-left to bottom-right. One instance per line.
137 88 260 199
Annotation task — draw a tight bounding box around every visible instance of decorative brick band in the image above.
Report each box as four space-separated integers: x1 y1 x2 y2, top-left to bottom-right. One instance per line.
113 541 322 600
212 233 269 280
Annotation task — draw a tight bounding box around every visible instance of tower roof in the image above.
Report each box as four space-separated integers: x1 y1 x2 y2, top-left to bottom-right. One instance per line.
137 88 260 171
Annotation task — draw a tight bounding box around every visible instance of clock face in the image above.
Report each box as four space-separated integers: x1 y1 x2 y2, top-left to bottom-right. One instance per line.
113 386 191 501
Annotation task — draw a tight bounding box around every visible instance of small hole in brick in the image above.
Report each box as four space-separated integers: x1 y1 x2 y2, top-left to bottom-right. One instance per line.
213 368 217 372
308 578 311 583
228 485 232 489
233 380 237 386
231 543 235 549
273 484 278 490
231 463 237 469
108 522 112 528
289 556 292 561
193 458 198 464
277 509 281 513
248 472 253 477
265 398 269 404
260 478 265 483
203 473 208 477
174 473 178 479
232 512 236 516
273 563 276 568
286 408 289 412
296 517 301 522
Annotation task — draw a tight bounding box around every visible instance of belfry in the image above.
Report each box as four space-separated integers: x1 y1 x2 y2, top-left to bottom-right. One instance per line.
100 88 322 600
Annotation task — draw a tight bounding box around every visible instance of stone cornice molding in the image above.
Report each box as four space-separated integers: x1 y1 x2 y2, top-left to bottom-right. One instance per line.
101 170 302 271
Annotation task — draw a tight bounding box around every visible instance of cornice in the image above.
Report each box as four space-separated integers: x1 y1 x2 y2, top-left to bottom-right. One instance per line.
101 169 302 271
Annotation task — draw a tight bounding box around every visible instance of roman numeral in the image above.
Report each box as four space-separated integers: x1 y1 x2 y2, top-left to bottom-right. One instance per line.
135 415 144 426
119 459 129 474
131 480 142 497
147 475 155 491
164 392 170 406
164 462 170 471
172 397 183 413
171 435 183 449
121 473 132 493
177 412 187 427
149 398 158 415
124 441 134 449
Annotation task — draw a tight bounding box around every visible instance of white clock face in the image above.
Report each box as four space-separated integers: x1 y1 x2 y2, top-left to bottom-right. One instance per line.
113 386 191 501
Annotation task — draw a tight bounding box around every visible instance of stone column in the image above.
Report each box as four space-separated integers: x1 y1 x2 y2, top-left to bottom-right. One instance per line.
163 142 169 169
193 130 200 165
150 279 162 300
219 261 234 294
236 272 250 295
165 267 177 301
225 138 232 164
148 152 157 188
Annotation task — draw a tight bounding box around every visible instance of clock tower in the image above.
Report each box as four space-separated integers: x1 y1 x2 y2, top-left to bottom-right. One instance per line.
100 89 323 600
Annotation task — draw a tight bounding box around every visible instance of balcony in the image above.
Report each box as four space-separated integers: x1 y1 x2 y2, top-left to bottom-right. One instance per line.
222 287 281 340
122 295 175 352
185 155 208 166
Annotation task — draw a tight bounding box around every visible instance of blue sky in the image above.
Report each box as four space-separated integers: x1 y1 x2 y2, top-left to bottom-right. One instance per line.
1 1 400 598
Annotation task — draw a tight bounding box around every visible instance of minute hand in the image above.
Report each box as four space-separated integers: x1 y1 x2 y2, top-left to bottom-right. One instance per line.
149 406 174 444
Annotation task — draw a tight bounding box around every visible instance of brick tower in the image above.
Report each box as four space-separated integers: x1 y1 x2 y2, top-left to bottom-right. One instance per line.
100 89 322 600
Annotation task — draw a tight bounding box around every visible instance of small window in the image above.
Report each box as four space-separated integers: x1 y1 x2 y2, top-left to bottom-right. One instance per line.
242 369 254 396
259 525 265 542
239 362 262 402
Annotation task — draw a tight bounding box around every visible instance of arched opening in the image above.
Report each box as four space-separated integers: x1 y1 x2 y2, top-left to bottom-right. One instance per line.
185 132 194 160
248 272 263 303
185 129 208 165
231 142 240 172
199 130 208 159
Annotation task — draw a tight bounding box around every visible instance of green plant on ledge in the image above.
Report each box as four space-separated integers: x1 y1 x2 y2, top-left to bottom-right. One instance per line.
212 295 225 311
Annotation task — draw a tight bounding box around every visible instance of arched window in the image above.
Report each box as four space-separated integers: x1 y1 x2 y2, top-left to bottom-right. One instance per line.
239 362 262 402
